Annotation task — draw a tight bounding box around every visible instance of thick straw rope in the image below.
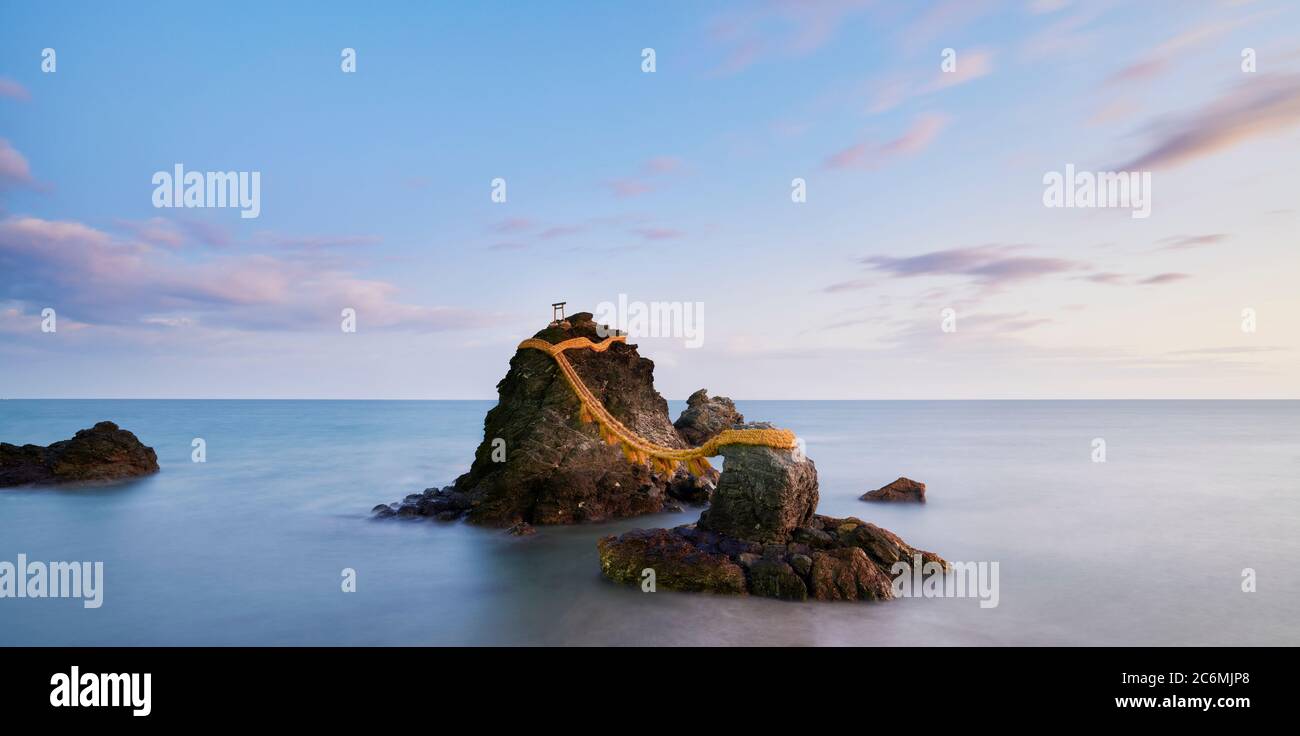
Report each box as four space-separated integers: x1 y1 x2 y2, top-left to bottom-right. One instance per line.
518 334 797 477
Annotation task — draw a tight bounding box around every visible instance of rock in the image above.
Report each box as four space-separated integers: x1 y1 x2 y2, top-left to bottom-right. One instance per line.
861 476 927 503
371 504 397 519
697 425 818 544
597 528 747 594
381 312 693 526
822 515 947 572
808 548 894 601
746 559 808 601
665 468 716 505
0 422 159 487
673 389 744 446
789 554 813 577
505 521 536 536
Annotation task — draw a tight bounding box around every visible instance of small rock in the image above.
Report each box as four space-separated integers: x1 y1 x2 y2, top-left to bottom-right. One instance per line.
861 476 927 504
371 504 397 519
674 389 745 446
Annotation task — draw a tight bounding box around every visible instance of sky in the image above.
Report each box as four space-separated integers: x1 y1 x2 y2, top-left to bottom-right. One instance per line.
1 0 1298 399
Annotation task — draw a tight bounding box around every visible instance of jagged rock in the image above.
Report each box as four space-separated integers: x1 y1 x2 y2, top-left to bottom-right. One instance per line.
0 422 159 487
379 313 694 526
696 426 818 544
861 477 927 503
673 389 744 446
808 547 893 601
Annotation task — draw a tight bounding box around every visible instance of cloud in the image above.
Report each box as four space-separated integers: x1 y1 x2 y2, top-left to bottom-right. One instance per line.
823 114 948 169
1138 272 1191 285
539 224 585 239
706 0 874 75
1117 73 1300 170
1157 233 1228 250
631 227 685 241
859 244 1084 288
492 217 534 233
252 232 382 250
0 139 34 187
928 50 994 91
603 156 684 198
0 78 30 101
0 216 493 332
1082 271 1126 284
822 278 874 294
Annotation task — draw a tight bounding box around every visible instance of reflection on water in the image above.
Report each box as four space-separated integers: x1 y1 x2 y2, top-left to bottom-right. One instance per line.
1 399 1296 645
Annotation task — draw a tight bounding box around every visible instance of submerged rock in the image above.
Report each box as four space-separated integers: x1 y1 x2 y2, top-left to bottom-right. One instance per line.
0 422 159 487
673 389 744 446
861 477 927 504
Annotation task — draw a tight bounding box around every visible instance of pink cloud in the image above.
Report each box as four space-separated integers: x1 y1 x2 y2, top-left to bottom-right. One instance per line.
823 114 948 169
1117 73 1300 170
0 216 490 332
0 78 30 101
0 139 34 187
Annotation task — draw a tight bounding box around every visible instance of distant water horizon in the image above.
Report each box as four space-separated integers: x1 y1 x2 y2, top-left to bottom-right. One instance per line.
2 399 1297 646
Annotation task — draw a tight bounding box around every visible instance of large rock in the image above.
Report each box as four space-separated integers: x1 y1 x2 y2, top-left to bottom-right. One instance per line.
861 476 926 503
597 514 945 602
384 313 702 526
673 389 744 446
0 421 159 487
696 425 817 544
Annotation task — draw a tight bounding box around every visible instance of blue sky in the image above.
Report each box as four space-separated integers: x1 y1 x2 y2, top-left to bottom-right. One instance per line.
2 0 1298 398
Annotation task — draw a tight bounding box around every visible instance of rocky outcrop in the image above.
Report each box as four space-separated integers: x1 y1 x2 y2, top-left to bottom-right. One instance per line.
597 435 945 602
0 422 159 487
673 389 744 446
861 477 927 503
696 425 817 543
597 511 946 602
378 313 711 526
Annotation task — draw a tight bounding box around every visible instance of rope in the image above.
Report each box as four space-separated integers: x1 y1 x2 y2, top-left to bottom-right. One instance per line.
518 334 798 477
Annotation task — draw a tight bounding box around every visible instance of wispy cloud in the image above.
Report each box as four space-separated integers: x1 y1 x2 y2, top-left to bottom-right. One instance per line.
1157 233 1228 250
859 243 1084 288
1117 73 1300 170
0 138 35 187
603 156 685 199
823 114 948 170
705 0 873 75
0 78 30 101
1138 272 1191 285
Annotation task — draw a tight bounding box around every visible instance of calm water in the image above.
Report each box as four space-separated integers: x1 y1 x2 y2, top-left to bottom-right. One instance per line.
1 400 1296 646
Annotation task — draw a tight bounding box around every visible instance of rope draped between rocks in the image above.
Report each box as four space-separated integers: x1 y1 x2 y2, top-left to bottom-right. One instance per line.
518 335 798 477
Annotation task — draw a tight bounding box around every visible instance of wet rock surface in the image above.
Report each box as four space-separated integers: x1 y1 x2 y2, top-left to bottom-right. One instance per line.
697 428 818 544
861 476 927 503
598 511 946 602
673 389 744 446
0 422 160 487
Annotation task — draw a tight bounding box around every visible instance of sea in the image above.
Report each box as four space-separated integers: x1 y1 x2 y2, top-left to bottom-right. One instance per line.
1 399 1296 646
